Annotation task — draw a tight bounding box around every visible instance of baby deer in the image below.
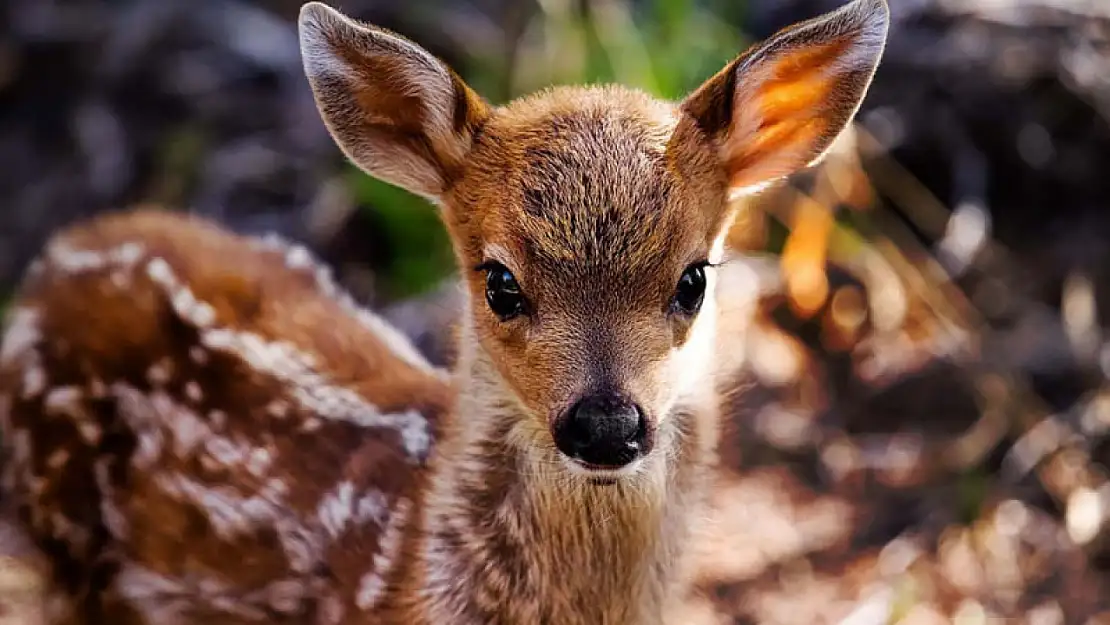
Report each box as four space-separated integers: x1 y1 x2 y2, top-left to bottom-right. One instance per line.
0 0 888 623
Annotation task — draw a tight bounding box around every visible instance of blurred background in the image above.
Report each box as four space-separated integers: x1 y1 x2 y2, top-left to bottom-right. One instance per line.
3 0 1110 622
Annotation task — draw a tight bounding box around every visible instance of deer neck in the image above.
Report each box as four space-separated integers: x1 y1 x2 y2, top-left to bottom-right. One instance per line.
406 319 719 625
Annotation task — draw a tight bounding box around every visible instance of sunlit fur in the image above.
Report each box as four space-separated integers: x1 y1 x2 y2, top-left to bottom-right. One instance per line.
447 86 729 471
0 1 888 623
303 0 887 618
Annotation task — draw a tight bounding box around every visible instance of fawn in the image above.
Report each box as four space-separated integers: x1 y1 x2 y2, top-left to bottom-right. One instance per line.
0 0 888 623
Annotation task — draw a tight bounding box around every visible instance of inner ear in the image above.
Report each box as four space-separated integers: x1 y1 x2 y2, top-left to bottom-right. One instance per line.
677 0 889 196
299 2 491 201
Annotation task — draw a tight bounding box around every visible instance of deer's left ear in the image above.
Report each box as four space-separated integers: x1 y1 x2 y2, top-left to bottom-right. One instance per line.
679 0 889 196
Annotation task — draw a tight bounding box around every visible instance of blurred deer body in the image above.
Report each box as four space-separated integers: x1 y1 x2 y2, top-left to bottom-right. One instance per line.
0 0 888 623
0 211 451 624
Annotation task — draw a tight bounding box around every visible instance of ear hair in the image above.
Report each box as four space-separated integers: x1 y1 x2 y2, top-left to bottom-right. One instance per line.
299 2 490 201
679 0 889 197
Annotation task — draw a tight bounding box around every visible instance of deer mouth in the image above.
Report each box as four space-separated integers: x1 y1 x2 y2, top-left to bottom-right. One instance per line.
559 455 646 482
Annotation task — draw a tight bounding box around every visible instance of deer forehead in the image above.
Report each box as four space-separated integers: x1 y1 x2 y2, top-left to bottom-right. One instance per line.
454 86 722 283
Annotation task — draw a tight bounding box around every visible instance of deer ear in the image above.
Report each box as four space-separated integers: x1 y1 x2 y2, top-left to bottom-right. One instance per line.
680 0 888 196
298 2 491 201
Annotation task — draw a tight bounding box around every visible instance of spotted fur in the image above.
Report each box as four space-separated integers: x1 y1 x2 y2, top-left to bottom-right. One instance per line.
0 210 449 624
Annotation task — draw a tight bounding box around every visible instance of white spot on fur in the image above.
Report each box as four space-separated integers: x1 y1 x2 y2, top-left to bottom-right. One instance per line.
189 346 209 365
3 429 32 493
275 518 327 574
88 377 108 398
146 358 174 386
247 447 272 478
200 328 431 459
112 385 167 469
21 366 46 399
110 270 129 288
357 490 390 527
95 458 129 540
145 257 217 328
112 565 192 625
2 311 46 402
113 389 314 569
155 472 289 539
46 448 70 470
318 480 356 539
264 579 307 614
209 409 227 430
45 240 144 274
43 386 83 417
119 242 145 264
206 437 244 468
355 497 411 611
133 435 164 469
43 386 101 445
184 380 204 403
284 245 313 270
198 454 222 474
248 233 444 379
133 238 435 458
77 421 101 445
0 307 41 367
317 482 390 540
267 400 291 419
160 394 210 458
114 385 275 479
112 562 273 624
49 512 90 554
355 570 387 613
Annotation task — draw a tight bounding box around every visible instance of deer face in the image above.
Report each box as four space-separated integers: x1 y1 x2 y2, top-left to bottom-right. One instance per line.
443 90 733 476
298 0 888 478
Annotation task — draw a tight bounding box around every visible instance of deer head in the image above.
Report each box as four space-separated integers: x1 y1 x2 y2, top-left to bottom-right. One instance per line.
298 0 889 480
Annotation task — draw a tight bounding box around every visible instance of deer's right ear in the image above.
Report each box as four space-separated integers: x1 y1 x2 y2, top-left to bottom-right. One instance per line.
298 2 490 201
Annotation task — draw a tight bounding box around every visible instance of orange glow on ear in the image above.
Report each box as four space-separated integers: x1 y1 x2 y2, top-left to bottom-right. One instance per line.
749 117 824 161
683 0 888 194
759 72 837 123
768 38 852 81
761 39 851 114
721 39 857 190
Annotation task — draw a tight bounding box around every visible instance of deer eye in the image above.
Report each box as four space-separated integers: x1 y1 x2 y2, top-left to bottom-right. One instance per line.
481 262 527 321
671 262 707 316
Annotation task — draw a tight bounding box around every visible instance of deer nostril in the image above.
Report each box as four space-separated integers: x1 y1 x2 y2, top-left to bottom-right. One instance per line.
552 394 651 469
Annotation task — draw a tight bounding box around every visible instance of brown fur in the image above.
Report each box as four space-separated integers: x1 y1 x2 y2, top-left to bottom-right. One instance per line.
0 1 888 623
0 209 450 623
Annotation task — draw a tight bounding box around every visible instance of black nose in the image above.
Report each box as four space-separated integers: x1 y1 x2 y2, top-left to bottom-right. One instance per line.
552 394 651 468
